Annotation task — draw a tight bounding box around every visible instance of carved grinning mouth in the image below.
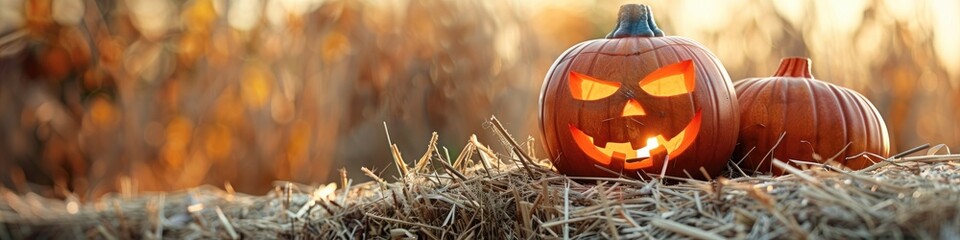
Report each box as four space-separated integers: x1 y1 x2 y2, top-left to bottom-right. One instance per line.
568 111 702 169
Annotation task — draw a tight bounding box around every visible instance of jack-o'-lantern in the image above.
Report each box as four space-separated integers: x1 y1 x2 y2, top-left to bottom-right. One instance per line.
733 57 891 175
538 4 739 179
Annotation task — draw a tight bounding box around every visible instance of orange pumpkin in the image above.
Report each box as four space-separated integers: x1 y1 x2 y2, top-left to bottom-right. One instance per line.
733 57 891 174
538 4 739 179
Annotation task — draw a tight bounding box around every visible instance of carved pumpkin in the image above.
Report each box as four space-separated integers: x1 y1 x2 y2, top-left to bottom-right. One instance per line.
733 57 891 175
538 4 739 179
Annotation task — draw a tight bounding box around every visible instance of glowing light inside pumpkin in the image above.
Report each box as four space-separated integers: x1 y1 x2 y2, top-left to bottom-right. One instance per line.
639 60 696 97
569 71 621 100
621 99 646 117
568 110 703 169
635 137 659 159
562 60 702 170
657 111 702 160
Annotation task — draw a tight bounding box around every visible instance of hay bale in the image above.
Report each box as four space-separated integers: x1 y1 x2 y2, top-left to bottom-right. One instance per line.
3 120 960 239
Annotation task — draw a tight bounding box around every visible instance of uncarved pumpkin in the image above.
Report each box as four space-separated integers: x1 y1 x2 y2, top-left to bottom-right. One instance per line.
733 57 891 175
538 4 739 179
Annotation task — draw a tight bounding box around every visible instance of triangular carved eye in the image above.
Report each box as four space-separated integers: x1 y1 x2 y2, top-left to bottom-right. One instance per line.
569 71 621 100
640 60 696 97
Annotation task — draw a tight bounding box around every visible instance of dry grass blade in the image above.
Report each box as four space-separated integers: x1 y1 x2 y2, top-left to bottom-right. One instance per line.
453 142 476 171
385 123 409 179
416 132 441 172
856 144 931 173
470 135 497 178
215 207 239 240
650 218 724 240
754 132 787 173
893 143 931 158
361 167 388 189
771 159 819 184
926 144 951 155
563 180 571 240
364 213 445 232
489 116 536 177
391 144 409 179
96 225 117 240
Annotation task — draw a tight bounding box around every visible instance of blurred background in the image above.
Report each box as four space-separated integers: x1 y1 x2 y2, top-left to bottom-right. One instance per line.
0 0 957 199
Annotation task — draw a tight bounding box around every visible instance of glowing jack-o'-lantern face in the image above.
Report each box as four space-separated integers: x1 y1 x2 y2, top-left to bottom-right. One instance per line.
538 4 739 180
566 60 701 169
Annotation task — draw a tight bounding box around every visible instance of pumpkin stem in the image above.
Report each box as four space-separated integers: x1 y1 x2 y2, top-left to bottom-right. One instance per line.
606 4 664 39
773 57 815 78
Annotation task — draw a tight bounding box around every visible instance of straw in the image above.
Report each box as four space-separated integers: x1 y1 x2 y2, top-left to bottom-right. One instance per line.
2 121 959 239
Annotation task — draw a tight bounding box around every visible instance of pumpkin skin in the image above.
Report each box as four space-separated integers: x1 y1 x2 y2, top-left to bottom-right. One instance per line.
538 4 739 180
733 57 891 175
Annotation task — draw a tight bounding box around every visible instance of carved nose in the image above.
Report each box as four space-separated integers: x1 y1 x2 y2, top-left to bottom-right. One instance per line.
621 99 646 117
